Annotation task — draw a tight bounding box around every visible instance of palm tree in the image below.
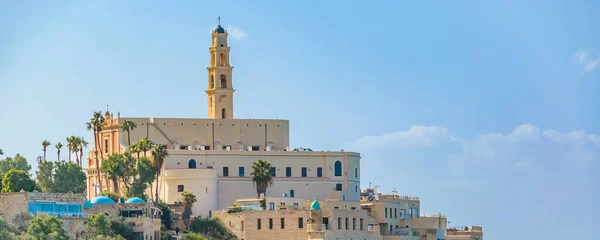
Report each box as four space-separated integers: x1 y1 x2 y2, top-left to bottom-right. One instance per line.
151 144 167 203
78 137 89 168
86 111 105 193
181 191 197 230
55 142 63 161
0 148 3 155
66 136 77 163
138 137 153 157
129 141 141 159
42 140 51 161
121 120 137 146
251 159 274 198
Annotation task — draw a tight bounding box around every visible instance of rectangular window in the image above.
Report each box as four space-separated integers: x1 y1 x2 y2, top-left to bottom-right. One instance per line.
269 202 274 210
385 208 388 218
353 218 356 230
286 167 292 177
223 145 232 151
394 208 397 218
269 218 273 229
293 203 298 206
177 185 184 192
337 218 341 229
104 139 109 153
202 145 211 150
239 167 244 177
257 219 261 229
345 218 348 230
270 167 276 177
317 167 323 177
280 218 285 229
298 218 304 228
355 168 358 178
360 218 364 230
241 221 244 232
223 167 229 177
335 184 342 191
290 190 295 198
351 207 356 210
252 146 260 151
301 167 307 177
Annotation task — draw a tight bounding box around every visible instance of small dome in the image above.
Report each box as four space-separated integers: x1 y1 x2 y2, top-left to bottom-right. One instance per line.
91 196 116 204
311 200 321 210
83 200 93 208
125 197 146 204
213 25 225 33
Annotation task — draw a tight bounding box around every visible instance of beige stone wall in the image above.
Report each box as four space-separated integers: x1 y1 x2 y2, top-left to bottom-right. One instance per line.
0 193 28 225
162 168 218 218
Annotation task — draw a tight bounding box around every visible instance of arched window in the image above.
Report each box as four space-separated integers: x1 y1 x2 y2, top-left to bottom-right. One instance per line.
221 108 227 119
334 161 342 177
220 53 226 66
220 74 227 88
188 159 197 169
211 53 216 67
210 75 215 89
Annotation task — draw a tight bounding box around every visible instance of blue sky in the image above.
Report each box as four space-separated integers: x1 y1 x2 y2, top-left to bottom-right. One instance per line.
0 1 598 239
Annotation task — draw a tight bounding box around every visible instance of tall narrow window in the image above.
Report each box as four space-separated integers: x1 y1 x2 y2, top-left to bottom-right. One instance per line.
188 159 197 169
239 167 245 177
210 75 215 89
298 218 304 228
290 190 294 198
385 208 388 218
270 167 276 177
223 167 229 177
394 208 397 218
220 74 227 88
360 218 364 230
104 139 109 153
269 218 273 229
317 167 323 177
220 53 226 66
353 218 356 230
334 161 342 177
355 168 358 178
337 218 341 229
257 219 261 229
280 218 285 229
345 218 348 230
301 167 307 177
221 108 226 119
286 167 291 177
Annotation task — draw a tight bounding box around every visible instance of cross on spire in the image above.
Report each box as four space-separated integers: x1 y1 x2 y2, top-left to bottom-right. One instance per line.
218 16 221 26
106 103 109 112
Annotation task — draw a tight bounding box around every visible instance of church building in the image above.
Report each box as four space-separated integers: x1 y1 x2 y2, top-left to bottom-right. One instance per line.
85 21 361 218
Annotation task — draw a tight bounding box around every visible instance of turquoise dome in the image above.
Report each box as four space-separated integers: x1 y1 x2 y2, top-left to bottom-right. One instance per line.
125 197 146 204
91 196 116 204
311 200 321 210
214 25 225 33
83 200 93 208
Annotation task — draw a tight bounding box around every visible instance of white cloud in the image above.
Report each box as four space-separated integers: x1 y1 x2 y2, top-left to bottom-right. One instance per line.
225 25 247 40
573 48 600 72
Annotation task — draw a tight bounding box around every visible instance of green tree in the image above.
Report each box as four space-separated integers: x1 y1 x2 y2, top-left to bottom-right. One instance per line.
36 161 86 193
181 191 197 230
102 153 125 192
0 216 17 239
157 201 173 229
54 142 63 162
0 149 3 155
189 218 237 240
125 156 155 200
120 120 137 146
119 152 137 190
2 169 36 192
129 142 141 160
0 154 31 176
41 140 51 162
27 214 68 240
13 212 33 234
99 190 122 203
86 111 105 193
84 213 135 239
251 159 274 197
181 233 208 240
151 144 167 203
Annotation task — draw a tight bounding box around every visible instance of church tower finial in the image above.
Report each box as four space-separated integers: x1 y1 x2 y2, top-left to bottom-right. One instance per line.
206 18 235 119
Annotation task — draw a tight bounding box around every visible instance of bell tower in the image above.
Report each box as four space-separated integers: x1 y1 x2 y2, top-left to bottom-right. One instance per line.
206 17 235 119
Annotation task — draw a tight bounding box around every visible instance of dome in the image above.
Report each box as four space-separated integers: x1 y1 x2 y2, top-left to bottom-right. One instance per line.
213 25 225 33
91 196 116 204
311 200 321 210
125 197 146 204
